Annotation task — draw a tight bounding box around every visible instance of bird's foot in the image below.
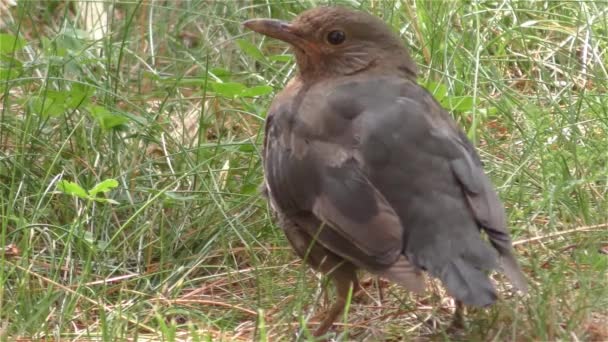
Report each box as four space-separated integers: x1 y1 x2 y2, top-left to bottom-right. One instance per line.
447 300 466 333
446 316 466 337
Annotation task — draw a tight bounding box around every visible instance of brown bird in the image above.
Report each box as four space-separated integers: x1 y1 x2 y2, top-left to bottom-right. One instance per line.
244 6 527 337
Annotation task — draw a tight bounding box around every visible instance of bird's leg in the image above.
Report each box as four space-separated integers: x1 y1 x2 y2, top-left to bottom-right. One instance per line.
278 216 360 337
449 300 465 330
313 263 359 337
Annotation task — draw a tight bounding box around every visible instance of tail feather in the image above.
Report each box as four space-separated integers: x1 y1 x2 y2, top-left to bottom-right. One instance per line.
500 253 528 293
440 258 497 307
486 228 529 293
407 232 501 306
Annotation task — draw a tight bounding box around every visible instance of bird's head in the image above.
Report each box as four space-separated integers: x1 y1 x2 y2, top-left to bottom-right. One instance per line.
243 6 418 81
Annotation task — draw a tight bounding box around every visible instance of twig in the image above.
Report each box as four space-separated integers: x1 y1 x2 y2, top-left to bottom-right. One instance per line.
84 273 139 286
513 223 607 246
153 298 258 317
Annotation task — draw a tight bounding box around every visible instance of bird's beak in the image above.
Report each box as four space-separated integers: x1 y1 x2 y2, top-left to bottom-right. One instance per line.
242 19 316 52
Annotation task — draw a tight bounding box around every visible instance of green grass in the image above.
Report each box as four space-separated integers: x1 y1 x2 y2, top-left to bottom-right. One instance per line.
1 0 607 340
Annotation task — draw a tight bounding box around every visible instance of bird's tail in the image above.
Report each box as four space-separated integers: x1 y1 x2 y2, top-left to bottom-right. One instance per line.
439 257 497 307
408 234 501 307
484 226 529 293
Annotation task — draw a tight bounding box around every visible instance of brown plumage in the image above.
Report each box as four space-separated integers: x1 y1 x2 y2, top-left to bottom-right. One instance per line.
244 6 527 337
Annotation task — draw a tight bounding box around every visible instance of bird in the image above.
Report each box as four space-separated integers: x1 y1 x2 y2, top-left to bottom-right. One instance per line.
243 6 528 337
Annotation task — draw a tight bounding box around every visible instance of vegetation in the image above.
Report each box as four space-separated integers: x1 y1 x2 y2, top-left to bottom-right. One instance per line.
0 0 606 340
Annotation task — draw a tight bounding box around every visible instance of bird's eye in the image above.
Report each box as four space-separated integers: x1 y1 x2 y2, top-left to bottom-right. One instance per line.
326 30 346 45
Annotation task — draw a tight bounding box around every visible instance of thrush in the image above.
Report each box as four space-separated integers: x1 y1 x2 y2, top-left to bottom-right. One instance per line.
244 6 527 337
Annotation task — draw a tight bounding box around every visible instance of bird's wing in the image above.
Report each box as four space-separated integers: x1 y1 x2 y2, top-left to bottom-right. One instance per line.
342 76 528 302
262 85 425 293
449 130 528 293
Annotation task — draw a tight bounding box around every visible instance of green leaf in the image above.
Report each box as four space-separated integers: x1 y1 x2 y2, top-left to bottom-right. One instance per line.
88 105 129 130
238 143 256 153
46 90 68 103
209 67 232 82
57 180 88 199
94 198 120 205
89 179 119 197
210 82 247 98
28 95 66 118
240 85 273 97
0 67 21 81
42 36 69 58
241 183 259 195
67 83 95 109
0 33 26 55
478 106 498 117
447 96 474 112
268 54 293 63
236 39 265 61
82 231 96 244
423 80 447 102
55 31 85 51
